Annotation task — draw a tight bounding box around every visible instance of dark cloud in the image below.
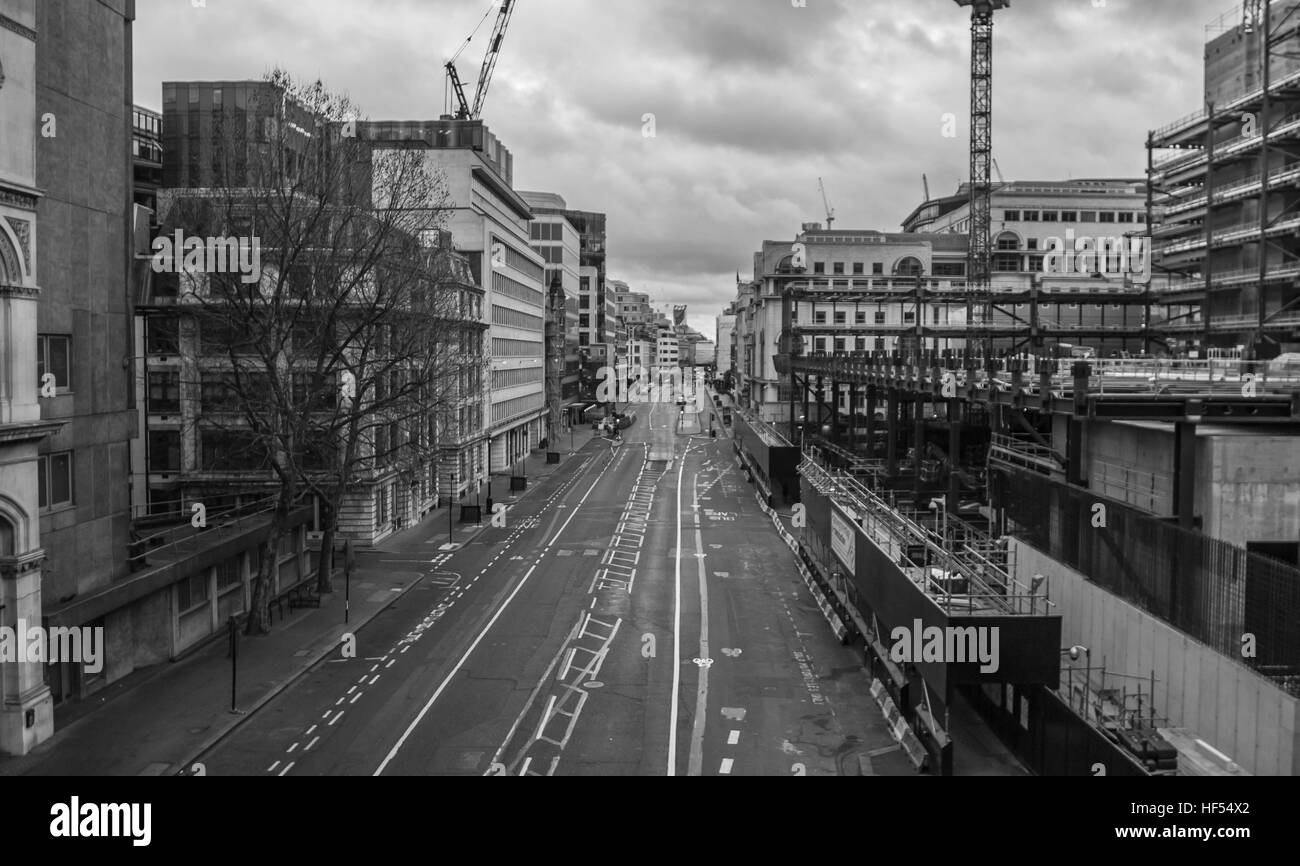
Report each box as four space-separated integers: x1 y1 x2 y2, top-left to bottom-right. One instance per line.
134 0 1237 337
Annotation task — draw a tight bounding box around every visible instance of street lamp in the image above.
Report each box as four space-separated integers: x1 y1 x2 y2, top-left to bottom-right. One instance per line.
1061 645 1092 715
798 414 806 451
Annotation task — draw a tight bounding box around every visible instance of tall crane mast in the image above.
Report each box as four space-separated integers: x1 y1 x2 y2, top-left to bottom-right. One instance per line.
819 177 836 230
445 0 519 121
955 0 1009 347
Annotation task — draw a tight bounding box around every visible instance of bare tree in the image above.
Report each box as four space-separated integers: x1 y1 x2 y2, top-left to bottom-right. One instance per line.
155 69 475 635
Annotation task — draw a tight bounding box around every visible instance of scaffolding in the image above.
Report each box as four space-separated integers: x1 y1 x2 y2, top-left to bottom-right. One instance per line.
1148 0 1300 358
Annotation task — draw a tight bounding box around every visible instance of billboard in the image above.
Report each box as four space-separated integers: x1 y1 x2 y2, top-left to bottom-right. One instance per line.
673 305 687 327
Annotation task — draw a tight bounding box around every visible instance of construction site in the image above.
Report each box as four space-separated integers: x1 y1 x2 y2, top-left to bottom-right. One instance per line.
725 0 1300 776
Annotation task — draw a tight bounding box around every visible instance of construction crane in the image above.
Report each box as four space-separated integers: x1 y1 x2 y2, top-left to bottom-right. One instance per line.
993 157 1005 185
819 177 836 230
955 0 1010 350
445 0 518 121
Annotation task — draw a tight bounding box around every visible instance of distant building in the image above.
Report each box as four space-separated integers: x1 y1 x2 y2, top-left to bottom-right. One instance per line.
716 311 737 375
359 119 542 483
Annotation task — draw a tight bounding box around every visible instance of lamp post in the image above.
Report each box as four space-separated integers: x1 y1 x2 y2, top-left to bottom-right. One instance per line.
1061 645 1092 715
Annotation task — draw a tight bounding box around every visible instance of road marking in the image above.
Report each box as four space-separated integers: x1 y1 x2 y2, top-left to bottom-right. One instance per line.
351 692 363 704
375 450 618 776
385 659 395 668
687 470 712 778
279 762 295 777
267 761 281 773
668 431 686 777
727 730 740 746
520 756 533 777
305 725 317 736
329 711 345 726
287 742 299 754
306 736 320 751
720 758 734 775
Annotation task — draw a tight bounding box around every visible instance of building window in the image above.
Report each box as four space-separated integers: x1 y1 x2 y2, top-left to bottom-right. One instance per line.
1080 211 1097 222
814 311 827 324
874 338 886 351
147 317 181 355
904 311 916 324
834 311 847 325
833 262 845 275
37 335 72 393
834 338 846 352
38 451 74 511
1022 211 1040 222
1099 212 1117 223
1003 210 1020 221
855 311 867 325
1060 211 1078 222
853 263 864 275
176 572 210 614
875 312 887 325
148 371 181 414
994 253 1022 272
149 430 182 473
1028 255 1044 272
813 262 825 274
217 555 243 592
1118 212 1136 223
1027 238 1039 250
873 263 884 275
855 337 867 351
1041 211 1059 222
996 233 1020 251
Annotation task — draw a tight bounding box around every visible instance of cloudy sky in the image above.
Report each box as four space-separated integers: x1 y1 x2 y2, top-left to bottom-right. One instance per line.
136 0 1238 337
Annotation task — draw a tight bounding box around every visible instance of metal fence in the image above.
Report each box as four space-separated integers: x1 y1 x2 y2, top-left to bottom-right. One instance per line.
995 466 1300 690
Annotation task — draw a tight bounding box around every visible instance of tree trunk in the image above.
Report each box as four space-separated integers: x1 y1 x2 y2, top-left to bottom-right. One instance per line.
317 525 336 594
246 497 291 636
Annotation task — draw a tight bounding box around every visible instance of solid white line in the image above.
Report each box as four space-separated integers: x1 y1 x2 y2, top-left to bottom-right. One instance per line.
668 415 686 777
720 758 734 775
535 694 557 740
520 756 533 777
374 452 617 776
687 470 711 777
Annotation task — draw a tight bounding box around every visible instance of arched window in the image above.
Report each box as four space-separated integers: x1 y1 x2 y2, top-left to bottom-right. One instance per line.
894 257 924 277
996 231 1021 251
0 516 13 557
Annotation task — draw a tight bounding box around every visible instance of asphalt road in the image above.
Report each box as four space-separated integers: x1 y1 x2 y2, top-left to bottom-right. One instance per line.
197 390 911 776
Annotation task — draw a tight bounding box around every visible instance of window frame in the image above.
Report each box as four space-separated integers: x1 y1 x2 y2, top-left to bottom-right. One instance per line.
37 334 73 394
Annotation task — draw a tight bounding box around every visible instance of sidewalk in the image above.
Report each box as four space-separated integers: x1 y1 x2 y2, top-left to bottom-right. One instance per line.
0 426 602 777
